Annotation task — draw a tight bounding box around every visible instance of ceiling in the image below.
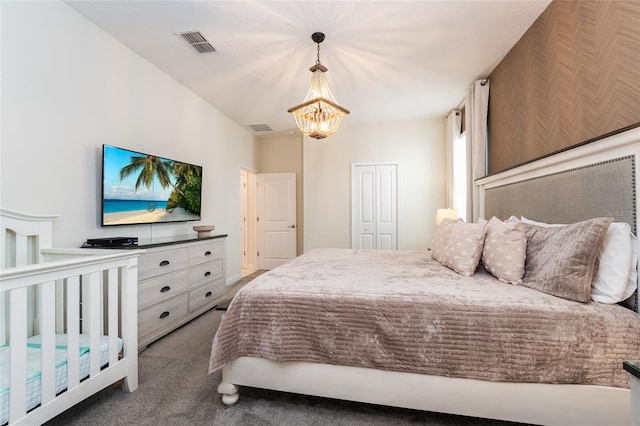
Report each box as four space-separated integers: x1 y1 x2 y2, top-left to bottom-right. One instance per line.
65 0 551 137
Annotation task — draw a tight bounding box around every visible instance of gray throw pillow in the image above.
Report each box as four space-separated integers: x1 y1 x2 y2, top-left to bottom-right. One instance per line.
521 217 613 302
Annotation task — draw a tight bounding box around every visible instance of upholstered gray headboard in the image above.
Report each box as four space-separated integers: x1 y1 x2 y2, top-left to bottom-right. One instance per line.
482 154 637 311
484 155 636 232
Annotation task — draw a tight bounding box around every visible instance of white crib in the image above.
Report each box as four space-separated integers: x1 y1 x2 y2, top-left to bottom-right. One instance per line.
0 208 141 425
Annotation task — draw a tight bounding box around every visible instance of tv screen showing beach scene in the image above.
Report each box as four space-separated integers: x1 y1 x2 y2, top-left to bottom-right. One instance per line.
102 145 202 226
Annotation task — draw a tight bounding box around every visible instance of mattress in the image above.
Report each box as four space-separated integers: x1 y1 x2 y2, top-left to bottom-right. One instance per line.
210 248 640 388
0 334 123 425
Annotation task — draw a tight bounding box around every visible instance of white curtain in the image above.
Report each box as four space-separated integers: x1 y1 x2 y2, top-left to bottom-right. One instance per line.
465 79 490 222
444 110 461 209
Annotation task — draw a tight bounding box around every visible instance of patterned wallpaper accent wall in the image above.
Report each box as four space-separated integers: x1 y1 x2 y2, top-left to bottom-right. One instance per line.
488 0 640 174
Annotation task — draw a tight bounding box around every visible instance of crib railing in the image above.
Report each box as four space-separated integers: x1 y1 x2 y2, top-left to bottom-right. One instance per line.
1 248 140 425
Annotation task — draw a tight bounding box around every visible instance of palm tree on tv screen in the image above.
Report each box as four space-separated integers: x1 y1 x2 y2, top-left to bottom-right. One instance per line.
167 162 201 214
119 155 200 214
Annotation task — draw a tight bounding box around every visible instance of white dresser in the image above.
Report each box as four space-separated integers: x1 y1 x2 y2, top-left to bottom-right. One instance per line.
136 235 227 350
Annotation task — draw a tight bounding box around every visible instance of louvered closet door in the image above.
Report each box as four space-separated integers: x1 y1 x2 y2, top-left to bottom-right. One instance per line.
351 163 398 250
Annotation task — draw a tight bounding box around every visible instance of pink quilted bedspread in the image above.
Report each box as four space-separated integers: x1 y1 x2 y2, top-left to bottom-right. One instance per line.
209 249 640 388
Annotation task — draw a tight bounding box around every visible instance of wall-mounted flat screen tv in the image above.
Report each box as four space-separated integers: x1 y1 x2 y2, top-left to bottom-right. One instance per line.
102 145 202 226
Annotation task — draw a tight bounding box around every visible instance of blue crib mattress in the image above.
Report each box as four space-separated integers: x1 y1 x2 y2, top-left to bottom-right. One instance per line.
0 334 123 425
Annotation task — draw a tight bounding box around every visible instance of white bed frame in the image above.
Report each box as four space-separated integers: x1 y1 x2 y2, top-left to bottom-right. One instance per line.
217 126 640 426
1 208 142 425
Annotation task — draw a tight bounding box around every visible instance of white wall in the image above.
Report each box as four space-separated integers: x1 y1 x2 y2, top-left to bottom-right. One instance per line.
303 119 445 251
0 1 258 284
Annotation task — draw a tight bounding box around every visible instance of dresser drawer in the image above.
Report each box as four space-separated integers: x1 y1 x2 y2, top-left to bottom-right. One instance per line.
189 280 225 312
189 240 223 265
136 236 226 350
188 258 223 289
138 248 189 280
138 293 189 338
138 270 189 310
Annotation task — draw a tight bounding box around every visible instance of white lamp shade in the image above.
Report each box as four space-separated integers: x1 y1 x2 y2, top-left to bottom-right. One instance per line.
435 208 459 226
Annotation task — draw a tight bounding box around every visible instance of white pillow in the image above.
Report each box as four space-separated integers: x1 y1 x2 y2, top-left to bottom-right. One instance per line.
521 216 634 304
520 217 563 228
621 233 639 301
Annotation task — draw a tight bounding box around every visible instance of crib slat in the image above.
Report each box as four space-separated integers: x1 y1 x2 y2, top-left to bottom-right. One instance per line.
15 234 38 339
66 275 80 389
40 280 57 405
0 288 5 346
81 275 89 335
9 287 27 424
1 225 8 269
55 278 65 333
87 271 101 377
14 233 28 267
107 267 119 366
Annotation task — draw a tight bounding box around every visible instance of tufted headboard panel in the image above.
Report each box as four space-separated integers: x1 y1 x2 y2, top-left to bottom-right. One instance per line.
477 127 640 312
484 156 636 233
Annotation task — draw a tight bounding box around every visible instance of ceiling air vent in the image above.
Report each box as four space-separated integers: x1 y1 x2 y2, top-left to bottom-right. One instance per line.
178 31 216 54
248 124 273 132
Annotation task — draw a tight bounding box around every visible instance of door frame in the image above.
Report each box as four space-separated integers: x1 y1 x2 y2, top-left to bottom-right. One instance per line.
239 168 257 276
350 161 401 249
240 170 249 270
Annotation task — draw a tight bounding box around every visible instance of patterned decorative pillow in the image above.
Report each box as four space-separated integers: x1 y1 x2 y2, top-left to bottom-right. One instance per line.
432 219 488 276
521 217 613 303
431 218 461 262
482 217 526 284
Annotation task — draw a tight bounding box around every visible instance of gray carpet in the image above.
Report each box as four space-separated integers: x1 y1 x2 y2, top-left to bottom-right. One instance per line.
215 270 266 311
44 277 527 426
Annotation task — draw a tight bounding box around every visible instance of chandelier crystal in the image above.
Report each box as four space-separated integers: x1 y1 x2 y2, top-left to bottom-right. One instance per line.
288 32 349 139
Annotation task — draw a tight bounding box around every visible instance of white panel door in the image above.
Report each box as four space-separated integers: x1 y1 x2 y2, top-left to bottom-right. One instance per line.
376 165 397 250
257 173 297 270
352 163 398 250
353 166 376 250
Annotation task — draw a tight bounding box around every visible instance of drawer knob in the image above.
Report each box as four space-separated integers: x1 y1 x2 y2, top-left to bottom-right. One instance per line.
160 286 171 293
204 271 211 277
205 251 212 256
159 311 170 319
205 291 212 298
159 260 170 267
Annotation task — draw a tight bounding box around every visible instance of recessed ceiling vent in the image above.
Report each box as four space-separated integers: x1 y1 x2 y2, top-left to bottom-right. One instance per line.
178 31 216 54
248 124 273 132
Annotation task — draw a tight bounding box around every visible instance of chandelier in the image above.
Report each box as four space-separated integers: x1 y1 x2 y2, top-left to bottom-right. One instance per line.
288 32 350 139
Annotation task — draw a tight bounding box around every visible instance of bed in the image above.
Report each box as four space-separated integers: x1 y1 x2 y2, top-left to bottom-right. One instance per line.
0 209 141 425
209 125 640 425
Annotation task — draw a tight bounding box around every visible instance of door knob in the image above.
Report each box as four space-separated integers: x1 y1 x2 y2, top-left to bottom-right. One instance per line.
288 224 296 229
